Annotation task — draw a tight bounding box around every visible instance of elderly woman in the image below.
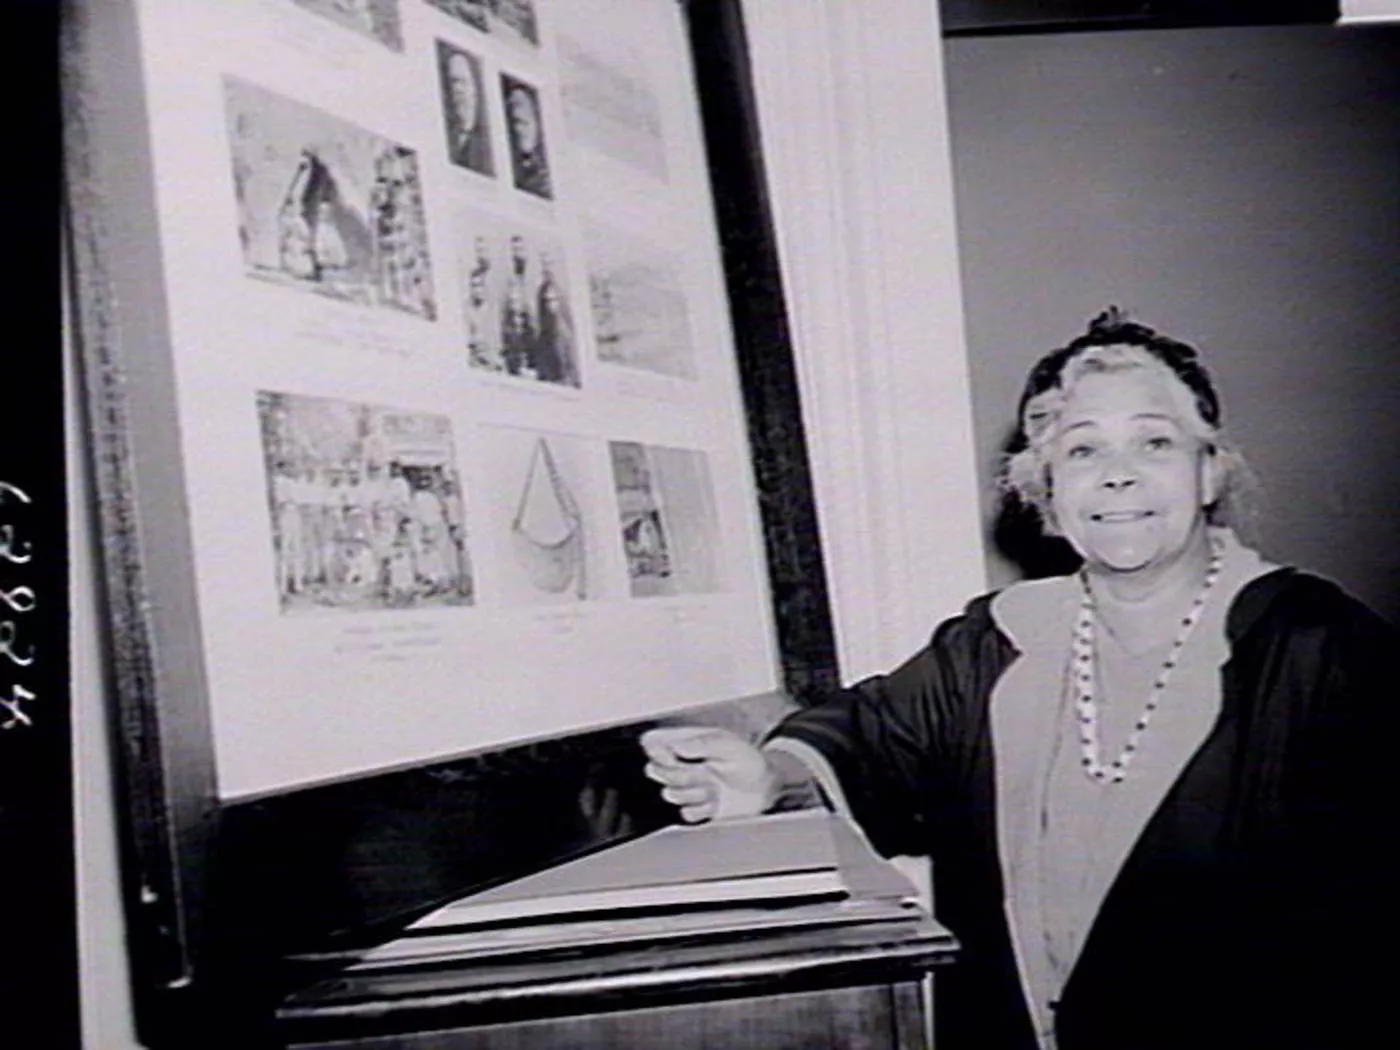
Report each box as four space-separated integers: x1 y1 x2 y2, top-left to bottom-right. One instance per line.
642 311 1396 1050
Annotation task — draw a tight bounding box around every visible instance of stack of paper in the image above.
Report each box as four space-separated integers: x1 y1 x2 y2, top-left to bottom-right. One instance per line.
299 810 920 972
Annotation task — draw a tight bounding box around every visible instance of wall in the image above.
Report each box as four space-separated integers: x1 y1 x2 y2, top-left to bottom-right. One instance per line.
945 24 1400 621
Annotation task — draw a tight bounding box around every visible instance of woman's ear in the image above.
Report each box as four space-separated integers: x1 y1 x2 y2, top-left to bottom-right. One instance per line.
1199 445 1223 508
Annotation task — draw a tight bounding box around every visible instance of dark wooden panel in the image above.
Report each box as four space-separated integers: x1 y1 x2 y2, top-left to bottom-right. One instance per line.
685 0 842 703
200 692 797 1041
290 983 928 1050
941 0 1339 35
278 913 954 1045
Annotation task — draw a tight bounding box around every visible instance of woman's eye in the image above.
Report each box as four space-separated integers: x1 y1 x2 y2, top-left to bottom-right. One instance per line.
1065 443 1097 460
1143 435 1176 452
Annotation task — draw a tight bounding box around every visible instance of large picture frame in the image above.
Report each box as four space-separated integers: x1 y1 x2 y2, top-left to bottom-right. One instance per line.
63 0 836 1044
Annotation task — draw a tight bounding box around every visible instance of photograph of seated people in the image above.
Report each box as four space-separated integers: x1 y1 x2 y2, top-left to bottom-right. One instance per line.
643 309 1397 1050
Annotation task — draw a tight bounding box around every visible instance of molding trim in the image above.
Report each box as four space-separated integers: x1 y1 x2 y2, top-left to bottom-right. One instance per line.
740 0 987 677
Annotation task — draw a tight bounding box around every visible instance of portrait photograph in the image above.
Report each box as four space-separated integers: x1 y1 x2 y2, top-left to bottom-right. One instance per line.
501 73 553 200
292 0 404 51
257 390 474 614
436 39 495 177
609 441 721 598
225 76 437 320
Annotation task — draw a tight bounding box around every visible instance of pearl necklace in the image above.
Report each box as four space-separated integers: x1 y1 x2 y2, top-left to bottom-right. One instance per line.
1071 544 1224 784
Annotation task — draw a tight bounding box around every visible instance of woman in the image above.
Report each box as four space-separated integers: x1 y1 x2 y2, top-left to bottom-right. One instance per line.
642 310 1396 1050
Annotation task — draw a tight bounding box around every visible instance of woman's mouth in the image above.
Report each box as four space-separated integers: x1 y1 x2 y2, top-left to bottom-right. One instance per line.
1090 510 1154 523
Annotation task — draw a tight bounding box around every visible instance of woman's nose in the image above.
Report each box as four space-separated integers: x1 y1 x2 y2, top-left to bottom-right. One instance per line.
1098 454 1139 490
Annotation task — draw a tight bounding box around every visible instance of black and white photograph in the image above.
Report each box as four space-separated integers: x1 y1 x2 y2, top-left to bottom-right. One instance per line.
423 0 537 46
490 0 540 47
292 0 404 50
476 428 605 604
435 39 495 177
70 3 1400 1049
225 76 437 319
501 73 553 199
586 219 695 379
560 31 667 181
257 390 473 613
609 440 721 598
457 210 579 387
421 0 488 33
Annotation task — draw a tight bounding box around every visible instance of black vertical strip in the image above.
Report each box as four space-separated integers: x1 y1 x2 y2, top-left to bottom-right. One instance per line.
684 0 842 702
3 3 78 1048
62 3 223 1043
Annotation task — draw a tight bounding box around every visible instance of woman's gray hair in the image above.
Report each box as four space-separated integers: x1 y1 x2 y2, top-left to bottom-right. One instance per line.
998 309 1257 536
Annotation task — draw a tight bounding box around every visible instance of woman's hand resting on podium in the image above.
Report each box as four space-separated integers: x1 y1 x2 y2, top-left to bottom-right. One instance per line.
640 726 777 823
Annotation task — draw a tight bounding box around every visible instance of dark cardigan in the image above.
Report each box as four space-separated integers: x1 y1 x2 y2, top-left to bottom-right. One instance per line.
774 569 1398 1050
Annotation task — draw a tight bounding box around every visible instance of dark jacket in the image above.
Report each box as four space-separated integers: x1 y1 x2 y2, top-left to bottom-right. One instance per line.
774 569 1398 1050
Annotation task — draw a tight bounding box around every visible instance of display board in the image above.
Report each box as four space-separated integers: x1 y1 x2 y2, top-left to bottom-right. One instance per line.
84 0 782 800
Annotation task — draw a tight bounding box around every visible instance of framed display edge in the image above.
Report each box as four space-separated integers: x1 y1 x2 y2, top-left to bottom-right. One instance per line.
62 0 841 1044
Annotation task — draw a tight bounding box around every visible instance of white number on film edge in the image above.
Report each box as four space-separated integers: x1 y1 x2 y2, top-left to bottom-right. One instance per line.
1 587 35 614
2 684 35 730
0 622 34 668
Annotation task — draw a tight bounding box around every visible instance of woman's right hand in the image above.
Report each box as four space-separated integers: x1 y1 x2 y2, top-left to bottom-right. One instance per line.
640 726 777 823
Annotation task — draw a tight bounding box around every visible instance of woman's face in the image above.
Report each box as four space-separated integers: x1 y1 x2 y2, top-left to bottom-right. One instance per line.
1046 365 1217 579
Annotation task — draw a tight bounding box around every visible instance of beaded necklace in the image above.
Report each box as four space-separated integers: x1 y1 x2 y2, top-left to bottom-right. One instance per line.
1070 541 1224 784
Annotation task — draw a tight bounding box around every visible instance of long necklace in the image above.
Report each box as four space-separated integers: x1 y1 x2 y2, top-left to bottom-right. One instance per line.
1071 543 1223 784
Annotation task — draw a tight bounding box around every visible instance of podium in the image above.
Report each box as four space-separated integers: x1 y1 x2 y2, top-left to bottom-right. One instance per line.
275 811 957 1048
278 894 955 1049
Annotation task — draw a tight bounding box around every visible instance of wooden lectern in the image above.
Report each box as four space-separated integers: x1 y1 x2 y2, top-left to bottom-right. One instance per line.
279 907 954 1050
275 812 957 1049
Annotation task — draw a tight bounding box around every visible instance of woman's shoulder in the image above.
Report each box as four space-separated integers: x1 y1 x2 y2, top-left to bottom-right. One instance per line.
900 575 1080 665
1228 566 1397 645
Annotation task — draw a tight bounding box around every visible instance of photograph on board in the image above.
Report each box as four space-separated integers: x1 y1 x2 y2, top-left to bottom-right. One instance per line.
586 219 695 380
225 76 437 320
258 390 473 613
292 0 404 50
501 73 552 200
422 0 538 47
436 39 495 177
457 210 579 387
559 31 667 181
490 0 539 47
422 0 487 33
609 441 721 598
476 427 605 604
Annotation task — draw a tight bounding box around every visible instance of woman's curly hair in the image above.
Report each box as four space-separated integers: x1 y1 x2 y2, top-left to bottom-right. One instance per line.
1000 308 1255 535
